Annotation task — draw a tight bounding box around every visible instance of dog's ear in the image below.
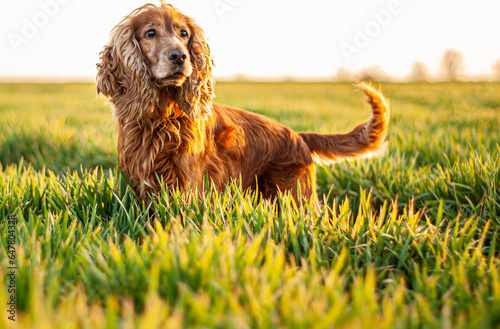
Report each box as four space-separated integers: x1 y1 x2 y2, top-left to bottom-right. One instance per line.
177 19 215 119
96 7 157 121
96 41 120 99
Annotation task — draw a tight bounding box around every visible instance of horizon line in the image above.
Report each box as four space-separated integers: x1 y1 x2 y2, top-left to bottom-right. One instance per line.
0 74 498 84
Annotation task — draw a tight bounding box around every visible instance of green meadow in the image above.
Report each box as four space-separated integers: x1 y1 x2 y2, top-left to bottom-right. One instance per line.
0 82 499 328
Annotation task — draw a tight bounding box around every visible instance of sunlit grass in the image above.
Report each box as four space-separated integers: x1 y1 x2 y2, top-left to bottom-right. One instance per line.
0 82 499 328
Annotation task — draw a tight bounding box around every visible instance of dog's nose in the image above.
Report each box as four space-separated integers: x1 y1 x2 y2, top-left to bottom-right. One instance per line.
167 50 187 65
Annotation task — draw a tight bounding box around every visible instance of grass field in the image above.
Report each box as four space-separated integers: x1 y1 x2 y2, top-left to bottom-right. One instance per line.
0 82 499 328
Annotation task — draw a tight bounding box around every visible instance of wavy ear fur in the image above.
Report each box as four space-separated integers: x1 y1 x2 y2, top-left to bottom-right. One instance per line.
176 18 215 119
96 5 158 122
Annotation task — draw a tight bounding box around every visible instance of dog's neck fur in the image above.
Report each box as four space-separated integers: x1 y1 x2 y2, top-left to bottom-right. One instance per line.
117 89 210 199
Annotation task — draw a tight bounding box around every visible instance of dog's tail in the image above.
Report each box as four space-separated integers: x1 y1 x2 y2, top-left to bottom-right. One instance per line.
299 82 390 165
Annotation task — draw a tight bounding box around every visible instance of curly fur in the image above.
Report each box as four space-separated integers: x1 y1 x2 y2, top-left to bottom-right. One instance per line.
96 2 391 202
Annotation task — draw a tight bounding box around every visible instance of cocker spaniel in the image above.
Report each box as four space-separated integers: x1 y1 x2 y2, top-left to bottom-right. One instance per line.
96 2 390 204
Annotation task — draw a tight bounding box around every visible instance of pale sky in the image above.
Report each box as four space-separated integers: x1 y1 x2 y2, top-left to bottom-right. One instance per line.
1 0 499 81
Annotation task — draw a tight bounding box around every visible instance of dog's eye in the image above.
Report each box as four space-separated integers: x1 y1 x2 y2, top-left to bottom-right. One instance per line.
180 29 188 38
145 29 156 38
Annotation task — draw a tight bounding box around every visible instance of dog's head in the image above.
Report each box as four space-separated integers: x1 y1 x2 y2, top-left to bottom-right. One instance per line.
97 2 214 121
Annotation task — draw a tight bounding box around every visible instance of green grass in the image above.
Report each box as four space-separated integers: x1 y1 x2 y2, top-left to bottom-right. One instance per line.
0 82 499 328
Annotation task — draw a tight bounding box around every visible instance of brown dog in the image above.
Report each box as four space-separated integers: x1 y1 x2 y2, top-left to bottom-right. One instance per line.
96 2 390 203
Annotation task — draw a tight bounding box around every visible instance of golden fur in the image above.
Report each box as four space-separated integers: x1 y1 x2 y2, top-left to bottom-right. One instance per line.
97 2 390 203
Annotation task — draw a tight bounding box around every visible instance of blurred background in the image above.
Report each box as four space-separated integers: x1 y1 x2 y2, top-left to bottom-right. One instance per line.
1 0 500 82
